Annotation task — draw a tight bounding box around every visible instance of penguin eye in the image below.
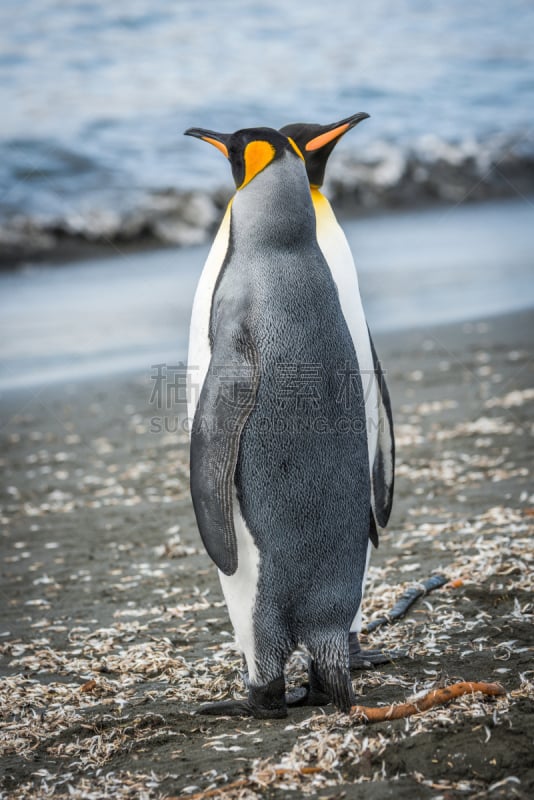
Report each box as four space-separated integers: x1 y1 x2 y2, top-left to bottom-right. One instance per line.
239 140 276 189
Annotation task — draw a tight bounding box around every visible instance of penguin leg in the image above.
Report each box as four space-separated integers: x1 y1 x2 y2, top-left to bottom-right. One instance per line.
198 646 290 719
288 635 355 712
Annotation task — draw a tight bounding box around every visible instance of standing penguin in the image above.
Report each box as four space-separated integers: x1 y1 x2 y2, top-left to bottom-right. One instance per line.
185 125 371 717
280 114 395 668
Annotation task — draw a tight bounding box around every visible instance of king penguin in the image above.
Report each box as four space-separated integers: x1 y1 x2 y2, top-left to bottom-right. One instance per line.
280 114 396 668
185 125 371 717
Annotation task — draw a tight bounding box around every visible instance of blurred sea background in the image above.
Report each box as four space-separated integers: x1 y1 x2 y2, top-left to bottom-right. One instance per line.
0 0 533 388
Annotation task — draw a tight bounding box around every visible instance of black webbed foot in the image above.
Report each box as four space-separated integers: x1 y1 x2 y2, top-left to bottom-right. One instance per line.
197 698 254 717
285 685 310 707
197 676 288 719
285 683 331 707
349 632 405 670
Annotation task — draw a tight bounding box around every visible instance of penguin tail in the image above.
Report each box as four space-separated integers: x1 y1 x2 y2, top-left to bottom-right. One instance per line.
323 664 355 713
308 635 355 713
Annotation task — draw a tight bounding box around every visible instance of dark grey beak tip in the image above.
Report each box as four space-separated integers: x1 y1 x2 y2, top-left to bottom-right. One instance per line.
348 112 370 127
184 128 231 146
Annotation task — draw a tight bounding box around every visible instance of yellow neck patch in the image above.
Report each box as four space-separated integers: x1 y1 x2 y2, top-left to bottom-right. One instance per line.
240 140 276 189
310 187 335 226
310 186 327 204
287 137 304 160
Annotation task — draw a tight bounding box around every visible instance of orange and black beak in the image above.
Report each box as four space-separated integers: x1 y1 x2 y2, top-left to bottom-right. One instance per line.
184 127 231 159
280 112 369 187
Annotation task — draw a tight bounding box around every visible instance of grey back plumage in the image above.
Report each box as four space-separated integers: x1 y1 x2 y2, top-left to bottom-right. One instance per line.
195 152 371 640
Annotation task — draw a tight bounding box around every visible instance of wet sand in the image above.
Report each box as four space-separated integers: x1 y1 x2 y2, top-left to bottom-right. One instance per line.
1 308 533 799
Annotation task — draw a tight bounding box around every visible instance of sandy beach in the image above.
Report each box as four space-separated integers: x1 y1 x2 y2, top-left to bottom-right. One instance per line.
1 306 532 799
3 2 534 797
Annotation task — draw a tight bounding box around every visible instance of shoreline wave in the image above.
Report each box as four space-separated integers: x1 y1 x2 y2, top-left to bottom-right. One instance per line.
1 133 533 266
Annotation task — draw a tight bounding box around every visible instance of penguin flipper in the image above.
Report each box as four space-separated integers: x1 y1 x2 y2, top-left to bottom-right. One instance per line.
190 321 259 576
368 330 395 530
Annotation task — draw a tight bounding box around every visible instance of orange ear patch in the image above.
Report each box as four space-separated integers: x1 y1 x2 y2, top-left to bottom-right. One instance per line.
305 123 350 152
202 136 229 158
240 140 276 188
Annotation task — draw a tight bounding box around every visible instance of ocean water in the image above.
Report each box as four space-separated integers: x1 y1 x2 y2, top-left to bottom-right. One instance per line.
1 0 534 253
1 197 532 391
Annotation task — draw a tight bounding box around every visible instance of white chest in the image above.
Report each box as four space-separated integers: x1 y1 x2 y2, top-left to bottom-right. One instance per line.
186 201 233 425
312 190 378 468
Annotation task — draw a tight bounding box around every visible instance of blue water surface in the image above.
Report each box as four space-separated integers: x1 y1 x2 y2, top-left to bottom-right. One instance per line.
1 0 533 221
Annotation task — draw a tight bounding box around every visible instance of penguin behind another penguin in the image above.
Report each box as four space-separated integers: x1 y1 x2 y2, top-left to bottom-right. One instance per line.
280 114 396 668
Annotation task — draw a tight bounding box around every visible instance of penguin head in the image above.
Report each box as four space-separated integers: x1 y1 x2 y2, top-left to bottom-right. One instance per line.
279 112 369 188
184 126 305 190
